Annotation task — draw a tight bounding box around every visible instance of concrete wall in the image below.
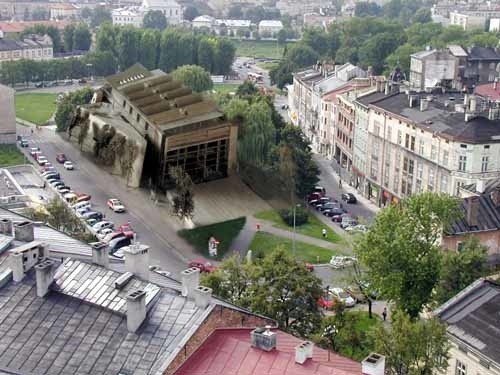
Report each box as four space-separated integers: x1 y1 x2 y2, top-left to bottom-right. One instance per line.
0 84 16 144
444 339 500 375
442 230 500 257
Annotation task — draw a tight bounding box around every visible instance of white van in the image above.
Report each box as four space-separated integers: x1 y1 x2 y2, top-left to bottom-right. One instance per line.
72 201 91 210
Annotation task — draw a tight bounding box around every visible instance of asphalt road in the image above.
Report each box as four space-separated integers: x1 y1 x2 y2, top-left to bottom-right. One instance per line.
18 126 191 276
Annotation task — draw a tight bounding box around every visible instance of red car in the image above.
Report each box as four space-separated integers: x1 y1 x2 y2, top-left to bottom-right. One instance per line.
318 296 335 309
56 153 67 163
117 223 134 238
188 260 217 273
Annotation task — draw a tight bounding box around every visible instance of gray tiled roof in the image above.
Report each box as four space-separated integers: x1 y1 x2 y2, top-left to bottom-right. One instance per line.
435 279 500 365
53 259 161 315
0 267 210 375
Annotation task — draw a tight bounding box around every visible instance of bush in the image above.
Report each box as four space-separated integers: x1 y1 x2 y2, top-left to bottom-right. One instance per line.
279 206 309 226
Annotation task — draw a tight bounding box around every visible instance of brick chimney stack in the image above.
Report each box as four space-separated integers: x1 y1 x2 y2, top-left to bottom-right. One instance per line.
466 196 480 227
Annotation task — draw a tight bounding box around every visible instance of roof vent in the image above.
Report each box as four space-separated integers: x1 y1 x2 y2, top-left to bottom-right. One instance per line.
362 353 386 375
251 326 276 352
295 341 314 364
115 271 134 289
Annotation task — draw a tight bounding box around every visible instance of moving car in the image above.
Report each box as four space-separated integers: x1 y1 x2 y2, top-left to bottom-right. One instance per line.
330 287 356 307
63 161 74 170
107 198 126 213
188 260 217 273
341 193 357 204
56 153 67 163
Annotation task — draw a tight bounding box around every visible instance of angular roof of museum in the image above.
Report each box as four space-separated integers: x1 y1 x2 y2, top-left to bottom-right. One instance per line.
104 64 224 134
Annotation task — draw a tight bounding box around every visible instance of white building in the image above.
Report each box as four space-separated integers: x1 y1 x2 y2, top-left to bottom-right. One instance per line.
0 32 53 64
192 15 215 29
449 11 487 30
215 19 251 35
258 20 283 36
142 0 182 25
490 18 500 32
112 7 143 27
49 3 80 20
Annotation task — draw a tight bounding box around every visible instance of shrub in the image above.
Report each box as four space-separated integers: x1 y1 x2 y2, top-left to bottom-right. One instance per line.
279 206 309 226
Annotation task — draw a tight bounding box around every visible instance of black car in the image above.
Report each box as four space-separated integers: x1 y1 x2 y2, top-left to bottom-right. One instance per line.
315 197 332 210
325 207 346 218
342 193 357 204
321 202 340 214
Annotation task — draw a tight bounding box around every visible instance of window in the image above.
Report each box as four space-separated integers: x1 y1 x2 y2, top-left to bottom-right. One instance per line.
460 144 467 149
405 134 410 148
442 150 449 166
440 174 449 193
455 360 466 375
419 140 424 155
484 145 490 149
459 155 467 172
481 156 489 172
136 113 140 123
397 130 402 145
431 145 437 160
373 121 381 137
410 136 415 151
428 169 435 191
387 126 392 141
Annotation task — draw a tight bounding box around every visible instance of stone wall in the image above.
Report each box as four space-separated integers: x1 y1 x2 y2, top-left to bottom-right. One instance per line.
0 84 16 144
164 305 275 375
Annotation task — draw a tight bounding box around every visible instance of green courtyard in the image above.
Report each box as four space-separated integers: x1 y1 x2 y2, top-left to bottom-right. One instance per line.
15 93 57 125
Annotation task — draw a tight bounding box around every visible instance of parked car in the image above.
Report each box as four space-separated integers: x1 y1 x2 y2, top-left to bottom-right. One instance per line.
315 197 332 210
86 218 98 227
92 221 114 232
57 187 71 194
305 263 314 272
49 180 64 188
40 163 54 172
46 178 59 185
78 78 87 84
108 235 132 254
56 153 67 163
82 211 104 222
102 231 127 243
116 223 134 236
313 186 326 196
72 201 91 210
340 216 357 229
30 147 40 157
188 260 217 273
329 256 357 269
18 139 29 147
329 287 356 307
97 228 114 239
43 172 60 180
341 193 357 204
331 212 350 222
345 224 368 234
76 207 91 217
37 156 48 166
307 192 322 204
75 194 91 203
321 202 342 215
63 161 74 170
107 198 126 213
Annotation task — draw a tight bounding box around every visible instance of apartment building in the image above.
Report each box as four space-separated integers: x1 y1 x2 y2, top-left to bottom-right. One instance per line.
0 33 53 63
449 10 488 29
142 0 182 25
353 84 500 206
112 6 144 27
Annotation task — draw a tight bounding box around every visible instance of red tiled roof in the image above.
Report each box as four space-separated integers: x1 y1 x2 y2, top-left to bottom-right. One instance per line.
475 82 500 101
0 20 75 33
174 328 362 375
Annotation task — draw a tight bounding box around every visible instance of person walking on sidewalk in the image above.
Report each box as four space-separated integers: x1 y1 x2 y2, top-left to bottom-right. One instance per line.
339 179 342 188
382 307 387 321
322 228 327 239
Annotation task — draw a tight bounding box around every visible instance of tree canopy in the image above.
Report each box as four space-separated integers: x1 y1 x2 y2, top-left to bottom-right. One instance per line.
172 65 213 92
143 10 168 30
356 193 460 317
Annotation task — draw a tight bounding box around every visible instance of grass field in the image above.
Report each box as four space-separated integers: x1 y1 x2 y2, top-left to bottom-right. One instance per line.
213 83 240 95
254 209 343 244
15 93 57 125
233 40 292 59
339 311 382 361
178 217 246 260
249 231 337 263
0 145 26 167
256 62 279 71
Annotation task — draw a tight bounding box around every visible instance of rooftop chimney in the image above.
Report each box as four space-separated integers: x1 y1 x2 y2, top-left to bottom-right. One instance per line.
0 219 12 236
295 341 314 364
420 98 429 111
181 267 200 297
490 186 500 207
126 290 147 333
466 196 480 227
362 353 386 375
91 242 109 267
14 221 34 242
251 326 277 352
9 251 24 282
124 243 150 281
35 259 55 297
193 285 212 309
476 180 486 194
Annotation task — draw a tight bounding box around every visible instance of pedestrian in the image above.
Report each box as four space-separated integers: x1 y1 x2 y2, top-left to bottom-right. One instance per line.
339 179 342 188
382 307 387 321
322 228 327 239
30 128 33 135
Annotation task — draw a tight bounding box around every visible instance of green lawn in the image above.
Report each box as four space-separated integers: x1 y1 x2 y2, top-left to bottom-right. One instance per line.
15 93 57 125
256 62 279 71
233 40 293 59
255 209 343 244
178 217 246 260
213 83 240 95
339 311 382 361
249 231 337 263
0 145 26 167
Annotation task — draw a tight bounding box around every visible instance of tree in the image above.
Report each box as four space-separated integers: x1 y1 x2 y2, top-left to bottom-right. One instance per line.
143 10 167 30
73 23 92 51
249 247 323 336
355 2 382 17
183 5 199 21
412 8 432 24
32 7 49 20
358 32 402 72
286 44 319 68
434 237 489 305
214 38 236 75
63 24 75 52
169 166 195 221
385 43 420 75
172 65 213 92
84 51 117 76
197 38 215 72
277 29 287 45
228 4 243 19
139 29 159 70
55 87 93 132
95 22 117 56
372 310 450 375
116 27 140 70
236 80 258 98
269 61 294 88
356 193 461 317
90 7 112 28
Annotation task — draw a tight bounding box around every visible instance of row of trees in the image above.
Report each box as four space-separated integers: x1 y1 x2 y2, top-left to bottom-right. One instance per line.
355 0 432 25
227 4 281 23
21 23 92 53
270 17 500 88
95 23 236 75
